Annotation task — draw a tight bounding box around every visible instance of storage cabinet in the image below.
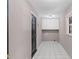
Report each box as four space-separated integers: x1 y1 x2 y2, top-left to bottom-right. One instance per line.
42 18 59 30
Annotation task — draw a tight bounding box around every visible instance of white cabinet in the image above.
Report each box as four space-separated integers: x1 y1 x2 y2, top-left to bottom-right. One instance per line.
42 18 59 30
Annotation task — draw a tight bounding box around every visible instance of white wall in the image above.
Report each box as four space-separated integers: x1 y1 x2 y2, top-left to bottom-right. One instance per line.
9 0 42 59
36 16 42 49
59 7 72 57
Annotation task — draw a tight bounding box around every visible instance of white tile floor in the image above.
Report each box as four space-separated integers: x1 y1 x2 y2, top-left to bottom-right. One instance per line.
32 41 71 59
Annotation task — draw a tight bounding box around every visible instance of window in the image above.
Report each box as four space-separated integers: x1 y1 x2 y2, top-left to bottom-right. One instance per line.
66 12 72 36
69 16 72 34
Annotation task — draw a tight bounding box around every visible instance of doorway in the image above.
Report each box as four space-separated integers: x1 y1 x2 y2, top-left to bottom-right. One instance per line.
32 14 37 57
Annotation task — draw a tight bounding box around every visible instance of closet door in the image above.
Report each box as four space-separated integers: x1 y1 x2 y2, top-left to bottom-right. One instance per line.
32 15 37 57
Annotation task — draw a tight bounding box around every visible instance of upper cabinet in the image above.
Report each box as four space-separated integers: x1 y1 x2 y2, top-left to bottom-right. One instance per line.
42 18 59 30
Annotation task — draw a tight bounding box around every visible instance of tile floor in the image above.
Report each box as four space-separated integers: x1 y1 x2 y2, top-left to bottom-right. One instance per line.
32 41 71 59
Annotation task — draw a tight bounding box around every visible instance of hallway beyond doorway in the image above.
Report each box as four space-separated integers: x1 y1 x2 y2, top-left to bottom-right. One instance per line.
32 41 71 59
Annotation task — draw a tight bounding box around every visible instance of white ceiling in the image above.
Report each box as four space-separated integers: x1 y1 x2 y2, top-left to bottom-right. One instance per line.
27 0 72 16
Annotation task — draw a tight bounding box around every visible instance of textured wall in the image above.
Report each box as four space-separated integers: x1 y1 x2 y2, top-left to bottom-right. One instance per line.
9 0 42 59
59 7 72 58
9 0 32 59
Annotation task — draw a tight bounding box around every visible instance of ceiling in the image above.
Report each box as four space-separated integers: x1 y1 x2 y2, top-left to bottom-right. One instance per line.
27 0 72 16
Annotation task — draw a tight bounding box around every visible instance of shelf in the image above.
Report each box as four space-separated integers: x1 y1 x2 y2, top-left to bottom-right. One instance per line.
69 24 72 26
42 29 59 31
